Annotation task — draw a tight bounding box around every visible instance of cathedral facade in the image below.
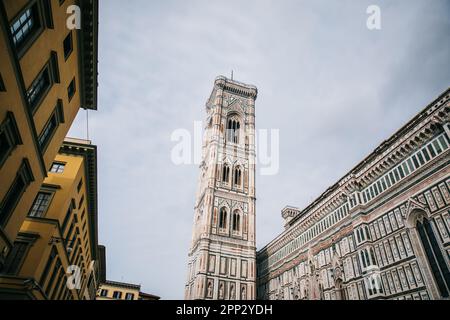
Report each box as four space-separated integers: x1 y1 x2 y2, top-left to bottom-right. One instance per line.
185 76 258 300
257 88 450 300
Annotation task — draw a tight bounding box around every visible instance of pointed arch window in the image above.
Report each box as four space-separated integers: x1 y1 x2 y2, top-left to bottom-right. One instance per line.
219 208 227 229
227 118 240 144
234 166 242 187
222 164 230 183
416 218 450 297
232 210 241 232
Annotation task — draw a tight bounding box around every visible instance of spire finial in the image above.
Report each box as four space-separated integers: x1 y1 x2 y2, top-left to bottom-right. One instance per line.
231 70 234 80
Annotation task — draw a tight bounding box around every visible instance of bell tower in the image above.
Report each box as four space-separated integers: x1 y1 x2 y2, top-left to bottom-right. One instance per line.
185 76 258 300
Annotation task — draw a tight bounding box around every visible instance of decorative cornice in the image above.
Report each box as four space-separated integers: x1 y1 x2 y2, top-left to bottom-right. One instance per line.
103 280 140 291
77 0 99 110
214 76 258 99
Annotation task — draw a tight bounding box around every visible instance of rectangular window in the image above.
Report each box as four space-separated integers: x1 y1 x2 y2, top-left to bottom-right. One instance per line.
27 66 50 110
63 31 73 59
77 179 83 192
40 247 57 287
416 152 425 165
50 162 65 173
422 148 431 161
3 241 29 274
389 171 396 184
10 3 41 50
377 181 383 193
432 140 443 154
398 165 405 179
438 136 449 150
412 155 420 169
27 68 51 110
407 158 415 172
100 289 108 297
0 112 22 168
67 78 76 101
26 53 59 112
113 291 122 299
61 201 74 232
381 178 387 191
402 162 410 175
42 0 54 28
78 195 84 209
125 293 135 300
393 168 400 181
384 175 391 188
38 99 64 151
0 159 34 226
427 144 436 158
28 192 52 217
49 51 60 83
372 184 378 196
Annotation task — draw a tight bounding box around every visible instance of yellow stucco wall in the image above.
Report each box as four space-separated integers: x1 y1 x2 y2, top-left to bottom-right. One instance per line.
1 0 87 265
14 146 96 300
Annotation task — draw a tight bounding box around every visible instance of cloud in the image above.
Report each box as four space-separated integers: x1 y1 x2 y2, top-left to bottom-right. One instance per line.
68 0 450 299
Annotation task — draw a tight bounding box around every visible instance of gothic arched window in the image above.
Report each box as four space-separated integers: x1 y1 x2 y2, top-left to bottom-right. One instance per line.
416 217 450 297
241 285 247 300
222 164 230 183
232 210 241 232
335 278 346 300
219 208 227 229
206 281 213 298
227 117 240 144
234 166 242 187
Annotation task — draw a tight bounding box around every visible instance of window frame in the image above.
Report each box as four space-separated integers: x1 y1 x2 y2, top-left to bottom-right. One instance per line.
232 210 241 233
0 112 23 169
9 0 45 58
3 238 33 275
38 99 64 152
0 159 34 226
226 117 241 144
219 208 227 229
125 292 135 300
222 164 230 184
50 162 66 173
234 166 242 187
77 179 83 193
67 77 76 102
28 190 54 218
26 52 59 113
63 31 73 60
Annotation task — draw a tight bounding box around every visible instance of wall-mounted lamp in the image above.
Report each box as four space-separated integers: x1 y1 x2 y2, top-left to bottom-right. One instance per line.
48 236 75 253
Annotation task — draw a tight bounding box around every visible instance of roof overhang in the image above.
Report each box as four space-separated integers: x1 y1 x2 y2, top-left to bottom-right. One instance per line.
77 0 99 110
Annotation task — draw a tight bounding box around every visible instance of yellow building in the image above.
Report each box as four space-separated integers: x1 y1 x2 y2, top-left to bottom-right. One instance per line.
0 138 100 299
0 0 98 271
97 280 160 301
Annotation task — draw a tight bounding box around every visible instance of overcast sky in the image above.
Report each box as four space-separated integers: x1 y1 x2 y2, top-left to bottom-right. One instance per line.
68 0 450 299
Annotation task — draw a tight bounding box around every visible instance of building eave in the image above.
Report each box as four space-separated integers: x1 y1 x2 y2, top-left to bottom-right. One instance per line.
103 280 141 291
77 0 99 110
